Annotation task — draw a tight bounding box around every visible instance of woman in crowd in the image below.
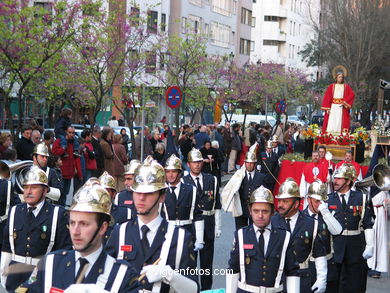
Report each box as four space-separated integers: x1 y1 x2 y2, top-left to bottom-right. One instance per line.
200 140 219 177
112 134 128 191
153 142 165 165
120 128 129 155
100 126 114 176
0 132 12 159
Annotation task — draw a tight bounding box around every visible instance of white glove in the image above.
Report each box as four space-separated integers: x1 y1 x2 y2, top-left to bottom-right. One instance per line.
286 276 300 293
215 209 222 238
46 187 61 202
141 265 197 293
194 220 204 251
319 201 342 235
226 273 239 293
0 252 11 286
362 228 374 259
311 257 327 293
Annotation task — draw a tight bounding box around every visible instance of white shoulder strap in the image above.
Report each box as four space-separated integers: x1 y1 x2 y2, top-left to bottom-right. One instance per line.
237 228 246 283
190 186 196 220
274 231 291 288
359 192 367 230
114 194 119 206
175 228 185 269
117 222 128 260
213 176 218 210
46 206 60 254
8 206 16 254
127 208 132 220
96 254 115 289
44 254 55 293
45 167 50 177
111 263 128 292
5 181 11 217
303 217 319 264
151 224 175 292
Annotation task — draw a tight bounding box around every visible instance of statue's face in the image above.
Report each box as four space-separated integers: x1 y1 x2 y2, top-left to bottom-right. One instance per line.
336 74 344 84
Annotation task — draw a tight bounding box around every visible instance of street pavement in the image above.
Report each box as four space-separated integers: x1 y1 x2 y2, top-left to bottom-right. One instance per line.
207 174 390 292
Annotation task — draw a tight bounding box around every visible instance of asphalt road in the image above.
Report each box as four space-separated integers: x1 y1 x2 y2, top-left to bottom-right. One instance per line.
206 177 390 292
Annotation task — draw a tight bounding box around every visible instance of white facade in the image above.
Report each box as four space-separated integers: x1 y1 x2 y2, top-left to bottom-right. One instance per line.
250 0 320 78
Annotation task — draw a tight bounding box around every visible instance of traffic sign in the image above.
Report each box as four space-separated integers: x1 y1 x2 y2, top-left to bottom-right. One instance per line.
165 86 182 109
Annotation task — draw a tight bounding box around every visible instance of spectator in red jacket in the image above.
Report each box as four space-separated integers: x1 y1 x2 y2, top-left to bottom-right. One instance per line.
52 126 83 206
81 129 97 181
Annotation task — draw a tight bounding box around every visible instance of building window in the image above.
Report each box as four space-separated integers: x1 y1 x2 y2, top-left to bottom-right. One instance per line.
212 0 232 16
145 51 156 73
210 22 231 48
251 17 256 27
241 8 252 26
189 0 202 7
130 7 140 26
161 13 166 32
250 41 255 51
264 16 278 22
240 38 251 55
263 40 279 46
147 10 158 33
181 17 187 33
188 15 202 34
204 23 210 37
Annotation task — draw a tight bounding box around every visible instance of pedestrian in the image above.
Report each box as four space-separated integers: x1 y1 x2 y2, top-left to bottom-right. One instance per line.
134 126 153 160
52 126 83 206
80 129 97 182
54 108 80 156
179 132 194 171
273 178 328 293
153 142 165 165
31 129 41 145
228 123 242 173
163 154 204 249
0 166 71 291
91 126 104 177
226 186 300 293
120 128 130 154
15 125 34 161
327 164 375 293
182 148 221 290
223 122 232 173
112 133 128 191
0 132 12 159
195 125 210 149
100 126 115 176
259 140 280 192
107 115 119 128
211 140 224 187
106 157 199 292
18 183 140 292
200 140 219 177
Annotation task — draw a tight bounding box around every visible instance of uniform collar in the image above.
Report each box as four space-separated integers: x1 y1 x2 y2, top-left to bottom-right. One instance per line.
75 245 103 276
138 215 163 234
27 199 45 217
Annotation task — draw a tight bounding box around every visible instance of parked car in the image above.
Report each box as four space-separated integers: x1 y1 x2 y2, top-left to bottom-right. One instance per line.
222 114 276 127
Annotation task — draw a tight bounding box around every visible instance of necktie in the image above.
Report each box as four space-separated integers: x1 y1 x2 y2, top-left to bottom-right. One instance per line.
195 177 202 193
258 229 265 255
75 258 89 284
141 225 150 257
285 218 291 232
28 207 36 224
248 173 252 184
170 186 176 194
341 194 347 210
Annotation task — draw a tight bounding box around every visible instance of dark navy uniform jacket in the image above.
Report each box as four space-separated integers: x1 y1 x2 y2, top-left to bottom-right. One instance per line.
238 171 265 218
325 190 374 263
45 166 65 198
228 224 299 290
115 189 136 215
22 249 140 292
2 201 72 290
0 179 21 249
163 183 202 229
303 208 338 282
259 151 279 191
106 218 198 292
104 203 133 244
272 212 327 266
182 173 221 240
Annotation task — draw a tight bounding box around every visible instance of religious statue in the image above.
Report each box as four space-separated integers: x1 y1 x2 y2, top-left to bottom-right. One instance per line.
321 66 355 135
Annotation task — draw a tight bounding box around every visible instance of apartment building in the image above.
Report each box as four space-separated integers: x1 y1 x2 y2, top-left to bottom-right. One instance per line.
250 0 320 78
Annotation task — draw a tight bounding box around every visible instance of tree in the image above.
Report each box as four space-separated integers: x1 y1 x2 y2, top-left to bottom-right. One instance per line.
300 0 390 124
0 1 80 137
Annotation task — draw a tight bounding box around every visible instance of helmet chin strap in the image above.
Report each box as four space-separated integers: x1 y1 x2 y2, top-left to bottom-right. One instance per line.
333 180 348 193
137 194 161 216
280 199 299 217
77 225 101 253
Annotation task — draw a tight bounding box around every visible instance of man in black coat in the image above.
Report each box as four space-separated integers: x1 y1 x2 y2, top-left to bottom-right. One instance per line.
15 125 35 161
91 126 104 177
259 140 280 192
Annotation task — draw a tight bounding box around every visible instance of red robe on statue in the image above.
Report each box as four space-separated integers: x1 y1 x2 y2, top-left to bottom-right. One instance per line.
302 162 328 183
321 83 355 133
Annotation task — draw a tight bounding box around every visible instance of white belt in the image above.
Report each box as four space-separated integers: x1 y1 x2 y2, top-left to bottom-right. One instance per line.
12 254 40 266
238 281 282 293
0 215 7 223
310 253 333 262
203 210 215 216
299 262 309 269
168 219 193 226
342 229 361 236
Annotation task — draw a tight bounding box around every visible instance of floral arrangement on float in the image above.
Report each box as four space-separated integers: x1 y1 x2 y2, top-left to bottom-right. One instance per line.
301 124 321 139
351 127 370 144
314 132 356 146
